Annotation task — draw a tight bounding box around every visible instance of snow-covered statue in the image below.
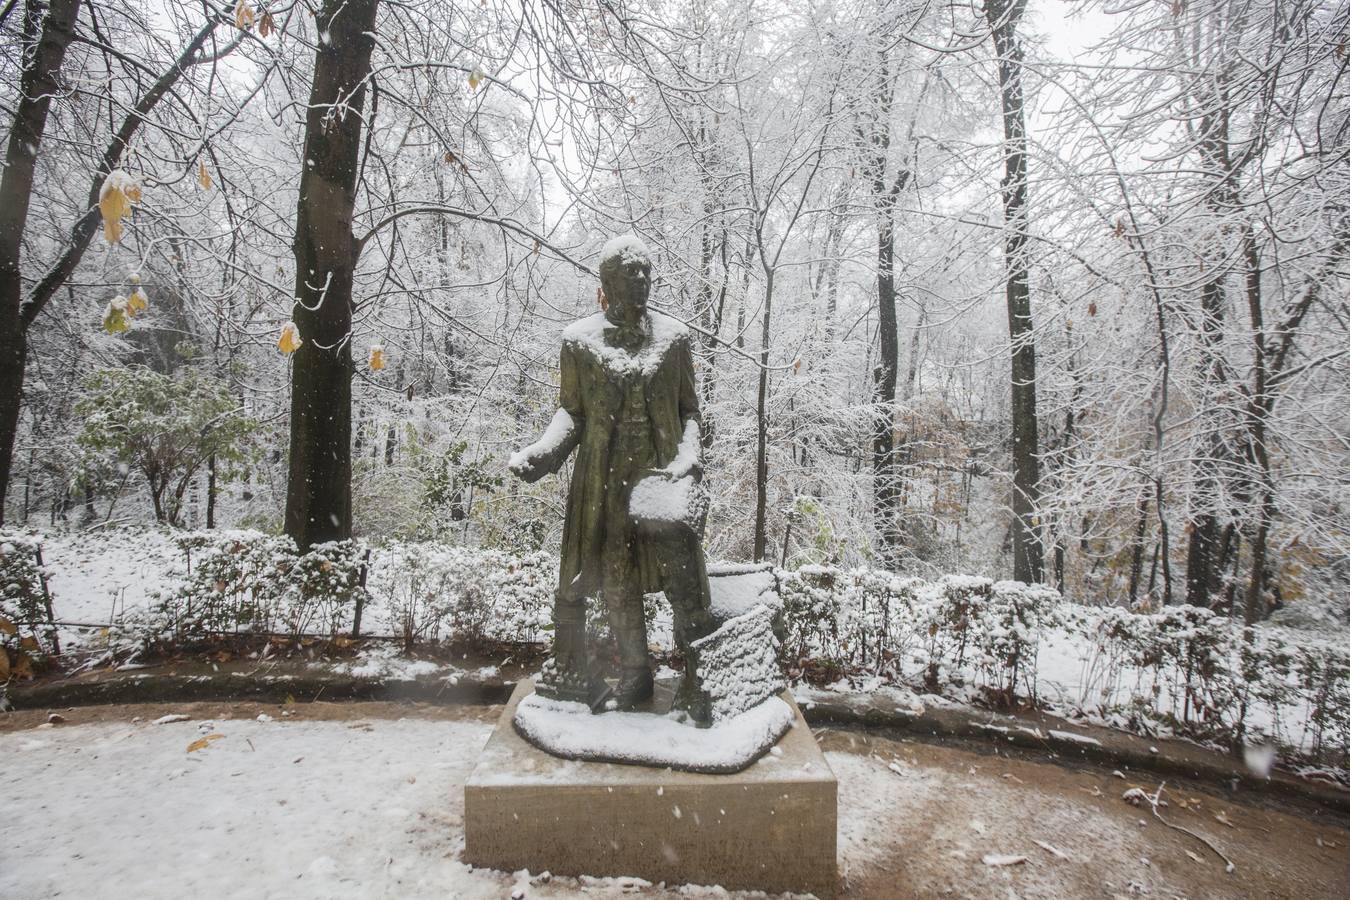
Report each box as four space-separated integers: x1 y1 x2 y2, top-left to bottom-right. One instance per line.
510 235 717 725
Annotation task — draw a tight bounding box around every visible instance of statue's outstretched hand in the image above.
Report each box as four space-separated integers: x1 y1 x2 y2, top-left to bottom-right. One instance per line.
509 451 546 483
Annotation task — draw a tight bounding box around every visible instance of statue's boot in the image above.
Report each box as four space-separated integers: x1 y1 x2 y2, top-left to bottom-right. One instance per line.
671 674 712 727
612 666 654 708
541 596 607 708
609 607 654 710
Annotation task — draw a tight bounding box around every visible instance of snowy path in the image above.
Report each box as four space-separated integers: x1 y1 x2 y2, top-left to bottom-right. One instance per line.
3 707 1347 899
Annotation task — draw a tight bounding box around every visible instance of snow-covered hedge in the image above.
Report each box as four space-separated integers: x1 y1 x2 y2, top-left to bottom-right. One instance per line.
29 528 1348 765
0 529 58 665
368 543 553 649
778 566 1349 763
147 531 368 641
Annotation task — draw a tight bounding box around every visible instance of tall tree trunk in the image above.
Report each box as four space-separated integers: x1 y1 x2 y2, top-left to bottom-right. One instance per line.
985 0 1043 583
867 53 904 568
283 0 380 550
0 0 82 524
752 270 774 561
206 453 217 529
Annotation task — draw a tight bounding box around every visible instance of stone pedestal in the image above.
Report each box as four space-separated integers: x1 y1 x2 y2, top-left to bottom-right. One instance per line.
464 680 838 897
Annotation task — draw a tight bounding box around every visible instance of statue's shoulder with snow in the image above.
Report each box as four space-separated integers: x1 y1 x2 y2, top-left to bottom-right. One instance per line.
510 235 718 724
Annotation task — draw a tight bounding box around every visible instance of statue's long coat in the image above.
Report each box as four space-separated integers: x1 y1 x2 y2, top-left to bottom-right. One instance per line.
534 312 701 601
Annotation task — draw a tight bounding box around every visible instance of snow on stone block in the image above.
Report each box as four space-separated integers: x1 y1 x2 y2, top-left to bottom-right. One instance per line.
512 692 794 774
707 564 781 621
692 603 787 722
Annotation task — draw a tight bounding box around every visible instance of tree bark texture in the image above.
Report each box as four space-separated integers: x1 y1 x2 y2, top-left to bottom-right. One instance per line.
866 52 904 567
283 0 380 550
985 0 1043 583
0 0 81 524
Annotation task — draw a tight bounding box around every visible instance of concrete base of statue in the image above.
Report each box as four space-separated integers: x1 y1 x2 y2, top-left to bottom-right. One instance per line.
463 679 838 897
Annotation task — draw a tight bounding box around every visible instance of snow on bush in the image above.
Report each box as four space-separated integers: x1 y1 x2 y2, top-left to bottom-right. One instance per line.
26 526 1348 766
368 543 552 648
778 564 1348 763
147 531 367 641
0 529 57 666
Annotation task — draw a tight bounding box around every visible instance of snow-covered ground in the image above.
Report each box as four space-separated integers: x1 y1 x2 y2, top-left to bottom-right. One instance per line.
3 709 1346 899
0 713 847 899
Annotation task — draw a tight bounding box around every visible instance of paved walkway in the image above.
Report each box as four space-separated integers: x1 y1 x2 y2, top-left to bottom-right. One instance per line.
2 702 1346 898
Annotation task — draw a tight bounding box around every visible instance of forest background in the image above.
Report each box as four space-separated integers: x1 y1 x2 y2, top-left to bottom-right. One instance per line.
1 0 1347 628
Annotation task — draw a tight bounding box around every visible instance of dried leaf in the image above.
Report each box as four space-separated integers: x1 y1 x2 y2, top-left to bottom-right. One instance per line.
198 159 212 190
187 733 225 753
278 321 302 354
12 651 33 680
127 287 149 315
0 616 15 636
258 9 274 37
0 648 10 680
468 66 485 90
103 296 130 334
98 170 141 244
235 0 255 30
368 344 386 371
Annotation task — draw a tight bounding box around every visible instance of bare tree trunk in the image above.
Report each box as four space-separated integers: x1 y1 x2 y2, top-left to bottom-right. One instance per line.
752 270 774 561
206 453 217 529
985 0 1043 583
0 0 82 524
866 52 905 568
283 0 380 550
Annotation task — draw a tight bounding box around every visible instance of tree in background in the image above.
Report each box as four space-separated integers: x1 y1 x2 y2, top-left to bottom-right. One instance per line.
75 367 256 525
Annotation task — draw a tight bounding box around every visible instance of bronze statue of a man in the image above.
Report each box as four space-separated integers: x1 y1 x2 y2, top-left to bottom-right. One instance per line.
510 236 715 724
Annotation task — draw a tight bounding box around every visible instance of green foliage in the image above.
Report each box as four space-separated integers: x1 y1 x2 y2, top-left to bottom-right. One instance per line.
75 367 258 525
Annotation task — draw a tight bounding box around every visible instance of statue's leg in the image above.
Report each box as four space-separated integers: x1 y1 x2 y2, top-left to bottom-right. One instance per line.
606 589 653 707
537 591 606 707
652 531 716 725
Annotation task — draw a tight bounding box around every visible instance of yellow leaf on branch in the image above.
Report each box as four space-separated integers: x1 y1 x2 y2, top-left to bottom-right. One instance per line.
278 321 302 354
368 344 386 371
127 287 149 315
102 296 130 334
468 67 485 90
98 170 142 244
198 160 212 190
235 0 254 30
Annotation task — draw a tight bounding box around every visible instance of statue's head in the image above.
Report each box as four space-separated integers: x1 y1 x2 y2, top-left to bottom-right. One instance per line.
598 235 651 327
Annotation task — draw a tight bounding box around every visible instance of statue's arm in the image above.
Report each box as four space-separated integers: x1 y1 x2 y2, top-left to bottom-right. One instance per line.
662 335 703 481
509 341 583 483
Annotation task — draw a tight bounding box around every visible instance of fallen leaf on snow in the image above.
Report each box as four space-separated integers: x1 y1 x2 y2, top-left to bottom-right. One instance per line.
1034 840 1070 860
982 854 1028 867
187 734 225 753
